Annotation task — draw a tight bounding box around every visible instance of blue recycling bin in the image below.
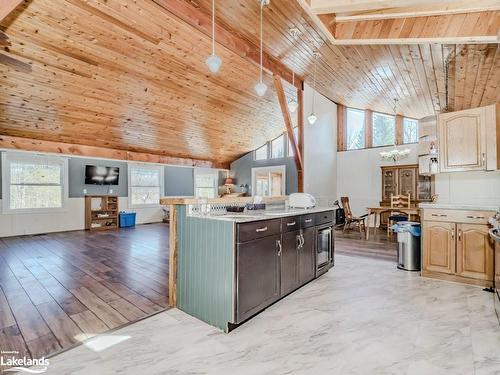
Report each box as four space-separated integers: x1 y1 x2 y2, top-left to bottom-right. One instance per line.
119 212 136 228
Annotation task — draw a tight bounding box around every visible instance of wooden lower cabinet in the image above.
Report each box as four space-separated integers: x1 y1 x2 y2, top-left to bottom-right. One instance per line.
422 215 494 286
456 223 494 281
281 230 300 296
298 227 315 285
423 221 455 275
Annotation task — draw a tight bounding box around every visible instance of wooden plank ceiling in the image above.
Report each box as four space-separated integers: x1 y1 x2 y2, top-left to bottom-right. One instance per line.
0 0 499 165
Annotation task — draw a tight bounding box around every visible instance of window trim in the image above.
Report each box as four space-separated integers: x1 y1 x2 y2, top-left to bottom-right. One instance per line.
270 134 285 159
128 163 164 208
193 167 219 199
254 143 268 161
1 152 69 214
251 165 286 197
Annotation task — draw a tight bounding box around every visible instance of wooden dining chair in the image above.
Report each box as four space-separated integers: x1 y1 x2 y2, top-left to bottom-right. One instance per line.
387 194 411 237
340 197 367 238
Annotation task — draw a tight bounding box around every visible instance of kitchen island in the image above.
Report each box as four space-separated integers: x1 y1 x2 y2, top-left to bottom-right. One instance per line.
161 197 335 332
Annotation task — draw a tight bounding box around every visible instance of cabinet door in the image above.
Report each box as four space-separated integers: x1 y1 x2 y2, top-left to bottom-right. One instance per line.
398 167 416 199
236 235 280 323
423 221 455 274
381 168 398 201
299 228 315 285
439 108 486 172
456 224 494 281
281 230 300 296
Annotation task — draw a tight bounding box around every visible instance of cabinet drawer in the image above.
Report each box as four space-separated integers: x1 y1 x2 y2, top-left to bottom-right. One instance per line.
301 214 315 228
315 211 334 226
423 209 494 225
237 219 281 243
281 216 300 232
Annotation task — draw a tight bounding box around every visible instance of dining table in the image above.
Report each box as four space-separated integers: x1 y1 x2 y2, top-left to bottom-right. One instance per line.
365 206 420 240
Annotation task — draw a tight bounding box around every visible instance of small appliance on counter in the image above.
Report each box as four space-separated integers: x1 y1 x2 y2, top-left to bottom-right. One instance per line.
289 193 316 209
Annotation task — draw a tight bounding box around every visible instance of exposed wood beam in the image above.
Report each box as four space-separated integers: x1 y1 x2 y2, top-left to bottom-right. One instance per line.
297 88 304 192
324 11 500 44
0 0 23 22
309 0 461 14
273 74 303 172
364 109 373 148
0 135 225 168
152 0 303 90
395 115 404 145
335 1 500 21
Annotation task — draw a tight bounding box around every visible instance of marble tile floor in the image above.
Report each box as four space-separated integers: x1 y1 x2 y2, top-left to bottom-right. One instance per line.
44 255 500 375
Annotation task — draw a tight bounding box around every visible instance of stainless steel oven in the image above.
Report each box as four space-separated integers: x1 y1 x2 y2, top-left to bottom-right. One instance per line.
316 224 334 276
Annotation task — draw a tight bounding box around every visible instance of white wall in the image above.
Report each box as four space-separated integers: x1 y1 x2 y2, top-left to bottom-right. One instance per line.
336 143 419 217
433 170 500 207
303 83 338 207
0 197 163 237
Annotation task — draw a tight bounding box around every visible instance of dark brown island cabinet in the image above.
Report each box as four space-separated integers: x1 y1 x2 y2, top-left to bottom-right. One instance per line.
234 211 335 326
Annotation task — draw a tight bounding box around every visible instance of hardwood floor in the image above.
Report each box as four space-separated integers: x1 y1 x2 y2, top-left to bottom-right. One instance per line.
0 223 169 367
335 228 397 262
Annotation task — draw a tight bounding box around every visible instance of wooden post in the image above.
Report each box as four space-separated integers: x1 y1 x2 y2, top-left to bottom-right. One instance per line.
365 109 373 148
273 74 304 172
297 87 304 192
395 114 404 145
337 104 346 151
168 205 177 307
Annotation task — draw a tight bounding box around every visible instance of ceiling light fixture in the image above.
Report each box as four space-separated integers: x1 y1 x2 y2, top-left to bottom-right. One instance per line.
287 71 298 113
380 98 410 162
254 0 270 97
308 52 320 125
205 0 222 73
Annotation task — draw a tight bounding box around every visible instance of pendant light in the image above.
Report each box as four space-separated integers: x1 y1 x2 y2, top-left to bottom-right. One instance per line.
205 0 222 73
287 71 298 113
254 0 269 97
308 52 320 125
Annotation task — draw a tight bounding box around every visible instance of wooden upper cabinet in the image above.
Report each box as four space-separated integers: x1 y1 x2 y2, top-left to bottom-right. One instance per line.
438 105 499 172
423 221 455 275
398 167 416 199
456 223 494 281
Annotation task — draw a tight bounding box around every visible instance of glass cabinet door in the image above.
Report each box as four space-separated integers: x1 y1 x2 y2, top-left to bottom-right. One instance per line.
398 167 416 199
382 168 397 201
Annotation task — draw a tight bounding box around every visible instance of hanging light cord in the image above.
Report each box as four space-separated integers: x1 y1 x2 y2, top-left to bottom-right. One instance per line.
259 2 263 83
211 0 215 55
312 55 317 112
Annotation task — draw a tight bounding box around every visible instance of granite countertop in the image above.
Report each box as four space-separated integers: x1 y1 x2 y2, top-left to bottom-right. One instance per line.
189 207 335 223
419 203 499 211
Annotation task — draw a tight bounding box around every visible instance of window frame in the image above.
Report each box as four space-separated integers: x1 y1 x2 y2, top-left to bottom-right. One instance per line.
254 143 268 161
402 117 419 144
1 152 69 214
372 112 396 147
271 134 285 159
251 165 286 197
346 107 366 150
193 168 219 199
128 163 164 208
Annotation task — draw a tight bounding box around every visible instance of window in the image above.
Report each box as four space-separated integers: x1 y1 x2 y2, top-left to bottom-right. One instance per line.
254 144 268 160
403 118 419 144
346 108 365 150
194 168 218 198
251 166 286 197
2 152 68 212
271 135 285 159
128 164 163 207
288 127 299 157
372 112 395 147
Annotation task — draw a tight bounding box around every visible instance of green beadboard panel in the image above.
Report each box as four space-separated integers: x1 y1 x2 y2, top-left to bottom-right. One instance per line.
176 205 235 332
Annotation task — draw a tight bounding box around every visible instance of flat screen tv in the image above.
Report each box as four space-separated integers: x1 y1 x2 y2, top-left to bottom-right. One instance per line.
85 165 119 185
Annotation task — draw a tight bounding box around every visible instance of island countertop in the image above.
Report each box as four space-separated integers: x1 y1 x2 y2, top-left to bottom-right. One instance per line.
191 206 335 223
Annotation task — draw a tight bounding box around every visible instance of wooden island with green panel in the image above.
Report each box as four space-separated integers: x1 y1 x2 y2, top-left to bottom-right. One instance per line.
161 196 335 332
